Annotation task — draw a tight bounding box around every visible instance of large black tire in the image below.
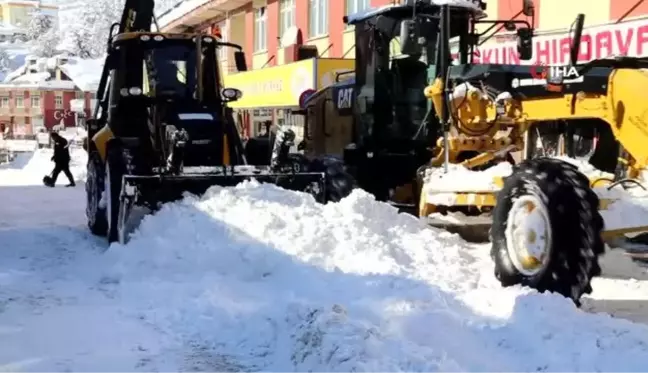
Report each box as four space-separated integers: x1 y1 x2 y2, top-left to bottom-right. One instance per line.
86 151 107 236
244 136 272 166
490 158 605 306
307 156 357 203
104 142 125 244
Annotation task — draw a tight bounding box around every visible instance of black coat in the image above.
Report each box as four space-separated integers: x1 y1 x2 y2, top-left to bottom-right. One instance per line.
52 136 71 165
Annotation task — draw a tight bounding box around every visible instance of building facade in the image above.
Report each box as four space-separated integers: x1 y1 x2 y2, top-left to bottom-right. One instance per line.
0 0 58 28
159 0 648 69
159 0 390 137
468 0 648 64
158 0 648 136
0 55 97 138
159 0 387 73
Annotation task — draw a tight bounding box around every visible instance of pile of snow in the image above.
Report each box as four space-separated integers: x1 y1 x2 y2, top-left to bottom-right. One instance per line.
422 162 512 205
87 181 648 371
423 162 512 192
0 147 87 186
2 147 648 370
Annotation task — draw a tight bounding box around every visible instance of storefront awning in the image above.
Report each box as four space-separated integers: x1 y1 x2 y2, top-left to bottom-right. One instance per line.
222 58 354 109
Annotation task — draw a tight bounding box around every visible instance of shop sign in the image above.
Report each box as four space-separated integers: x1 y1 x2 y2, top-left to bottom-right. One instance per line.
223 59 315 108
316 58 355 88
458 17 648 65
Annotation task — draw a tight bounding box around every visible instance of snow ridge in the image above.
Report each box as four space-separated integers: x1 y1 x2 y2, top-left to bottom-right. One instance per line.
2 149 648 371
97 180 648 371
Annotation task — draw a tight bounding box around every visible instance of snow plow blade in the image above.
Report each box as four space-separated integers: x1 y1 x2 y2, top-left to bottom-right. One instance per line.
121 166 326 203
426 212 493 243
114 166 326 244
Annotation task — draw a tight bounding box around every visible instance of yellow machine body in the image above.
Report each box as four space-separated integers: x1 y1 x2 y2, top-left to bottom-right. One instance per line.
420 68 648 239
91 125 114 161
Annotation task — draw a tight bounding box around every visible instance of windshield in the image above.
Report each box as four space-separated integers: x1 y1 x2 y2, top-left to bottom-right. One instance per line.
142 43 198 99
389 54 429 139
377 20 436 142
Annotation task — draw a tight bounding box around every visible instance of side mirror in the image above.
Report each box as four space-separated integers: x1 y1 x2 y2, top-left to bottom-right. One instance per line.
234 51 247 72
516 27 533 60
221 87 243 102
570 14 585 65
522 0 535 16
399 19 422 56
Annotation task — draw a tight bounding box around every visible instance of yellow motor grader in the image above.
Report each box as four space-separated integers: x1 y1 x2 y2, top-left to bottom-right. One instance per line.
420 10 648 305
296 0 648 305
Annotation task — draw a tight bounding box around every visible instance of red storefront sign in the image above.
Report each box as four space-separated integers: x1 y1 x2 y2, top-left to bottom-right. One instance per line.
45 109 75 128
460 17 648 65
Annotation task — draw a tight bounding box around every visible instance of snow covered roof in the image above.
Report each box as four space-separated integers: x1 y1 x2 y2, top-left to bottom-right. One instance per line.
0 54 93 90
0 78 75 89
59 57 103 92
11 70 50 83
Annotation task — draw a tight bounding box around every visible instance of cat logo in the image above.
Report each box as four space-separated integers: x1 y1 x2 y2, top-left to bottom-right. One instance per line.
336 87 353 109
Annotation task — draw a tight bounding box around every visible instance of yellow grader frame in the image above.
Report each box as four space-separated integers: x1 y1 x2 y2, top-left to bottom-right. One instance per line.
419 68 648 241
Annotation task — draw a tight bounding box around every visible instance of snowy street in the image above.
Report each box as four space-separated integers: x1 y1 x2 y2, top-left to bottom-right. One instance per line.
2 149 648 371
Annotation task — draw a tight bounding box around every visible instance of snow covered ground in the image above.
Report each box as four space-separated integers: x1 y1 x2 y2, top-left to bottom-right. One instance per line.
2 150 648 371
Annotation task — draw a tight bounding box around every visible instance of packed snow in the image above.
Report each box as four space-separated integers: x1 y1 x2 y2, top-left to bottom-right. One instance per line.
0 148 86 186
422 156 648 233
2 149 648 371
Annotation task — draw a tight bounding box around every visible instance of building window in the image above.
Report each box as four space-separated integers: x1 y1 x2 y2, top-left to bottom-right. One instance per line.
309 0 328 38
254 6 267 52
31 96 40 108
346 0 369 15
0 96 8 107
75 90 84 99
346 0 369 27
279 0 295 43
15 95 23 108
55 93 63 109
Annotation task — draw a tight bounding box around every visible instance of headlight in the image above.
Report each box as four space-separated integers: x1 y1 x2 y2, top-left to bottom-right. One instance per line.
221 88 242 100
140 35 151 41
203 37 213 43
153 35 164 41
129 87 142 95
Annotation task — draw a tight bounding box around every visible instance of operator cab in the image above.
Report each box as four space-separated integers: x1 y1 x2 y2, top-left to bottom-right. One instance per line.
103 32 247 167
344 0 487 151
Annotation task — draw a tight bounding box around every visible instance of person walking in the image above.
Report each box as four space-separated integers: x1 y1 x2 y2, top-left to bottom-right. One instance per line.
46 132 75 187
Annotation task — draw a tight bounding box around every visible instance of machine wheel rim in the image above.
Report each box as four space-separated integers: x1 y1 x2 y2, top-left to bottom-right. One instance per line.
504 194 553 277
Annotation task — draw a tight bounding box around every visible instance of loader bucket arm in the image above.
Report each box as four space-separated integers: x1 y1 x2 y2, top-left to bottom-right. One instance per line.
93 0 156 119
